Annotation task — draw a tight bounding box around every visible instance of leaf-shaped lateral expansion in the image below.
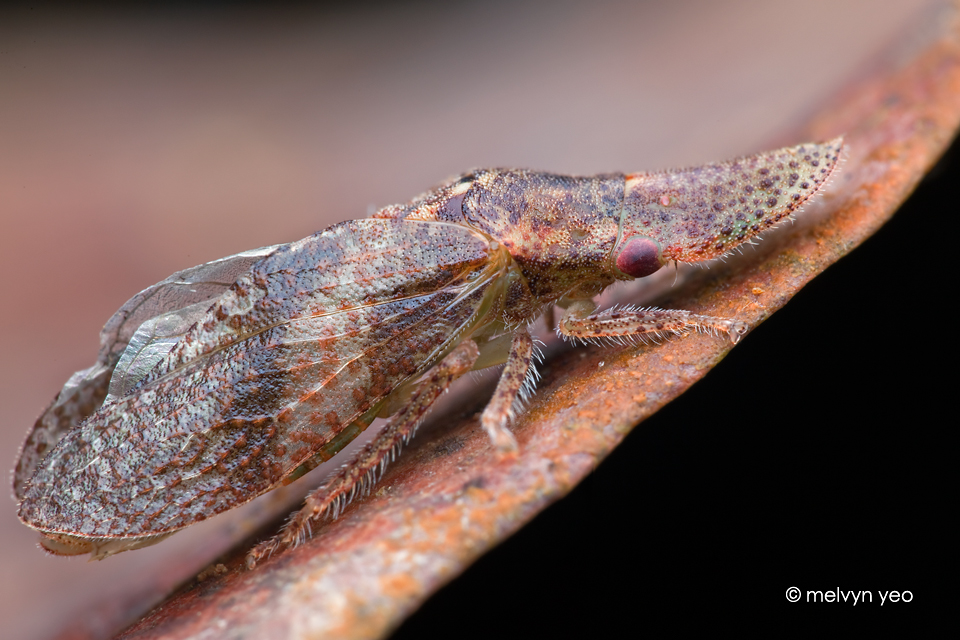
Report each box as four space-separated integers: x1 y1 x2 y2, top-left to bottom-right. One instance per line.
619 137 844 263
18 219 502 549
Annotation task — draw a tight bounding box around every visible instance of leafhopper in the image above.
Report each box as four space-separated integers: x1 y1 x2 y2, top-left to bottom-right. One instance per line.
14 138 843 567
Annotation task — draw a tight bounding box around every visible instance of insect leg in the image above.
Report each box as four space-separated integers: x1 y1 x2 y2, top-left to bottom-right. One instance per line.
558 300 749 345
543 305 556 330
246 340 481 568
479 330 535 454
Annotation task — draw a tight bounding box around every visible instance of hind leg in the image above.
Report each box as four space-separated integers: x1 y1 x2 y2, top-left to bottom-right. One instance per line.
246 340 480 568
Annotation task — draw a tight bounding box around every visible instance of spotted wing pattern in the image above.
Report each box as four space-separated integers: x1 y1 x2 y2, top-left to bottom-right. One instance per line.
19 219 503 539
13 245 281 500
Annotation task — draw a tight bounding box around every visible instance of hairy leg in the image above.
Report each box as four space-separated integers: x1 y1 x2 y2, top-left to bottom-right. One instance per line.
479 330 536 453
558 300 748 345
247 340 480 568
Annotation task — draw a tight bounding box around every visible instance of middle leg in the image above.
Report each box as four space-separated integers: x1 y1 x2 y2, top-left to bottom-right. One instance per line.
479 330 536 453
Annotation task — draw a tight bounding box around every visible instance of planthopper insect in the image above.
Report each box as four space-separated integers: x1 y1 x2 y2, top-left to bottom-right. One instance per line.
14 138 843 568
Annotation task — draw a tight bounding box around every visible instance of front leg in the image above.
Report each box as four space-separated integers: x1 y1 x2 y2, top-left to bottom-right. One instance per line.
558 300 748 345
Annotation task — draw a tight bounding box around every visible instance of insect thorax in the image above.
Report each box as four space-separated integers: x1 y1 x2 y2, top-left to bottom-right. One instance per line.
377 168 627 324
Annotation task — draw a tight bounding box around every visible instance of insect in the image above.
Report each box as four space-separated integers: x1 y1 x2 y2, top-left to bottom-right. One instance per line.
14 138 843 568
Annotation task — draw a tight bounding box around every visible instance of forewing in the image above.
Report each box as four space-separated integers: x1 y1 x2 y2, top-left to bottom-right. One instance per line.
13 245 282 500
19 219 502 540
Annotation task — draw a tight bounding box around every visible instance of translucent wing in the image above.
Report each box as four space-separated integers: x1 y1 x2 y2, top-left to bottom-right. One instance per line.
13 245 282 499
19 219 504 543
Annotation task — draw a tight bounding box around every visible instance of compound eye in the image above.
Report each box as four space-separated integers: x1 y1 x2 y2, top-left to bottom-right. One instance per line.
615 237 662 278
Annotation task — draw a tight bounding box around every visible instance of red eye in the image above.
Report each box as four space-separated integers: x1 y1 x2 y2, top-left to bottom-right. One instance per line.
615 237 662 278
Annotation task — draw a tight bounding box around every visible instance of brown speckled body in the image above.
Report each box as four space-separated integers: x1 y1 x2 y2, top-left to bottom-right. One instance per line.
15 138 843 559
383 170 624 322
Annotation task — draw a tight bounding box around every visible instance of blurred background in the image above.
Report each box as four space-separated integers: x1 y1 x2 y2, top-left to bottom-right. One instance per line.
0 1 946 637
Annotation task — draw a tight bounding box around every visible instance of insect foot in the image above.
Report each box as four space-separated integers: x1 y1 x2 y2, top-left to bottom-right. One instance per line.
15 137 842 564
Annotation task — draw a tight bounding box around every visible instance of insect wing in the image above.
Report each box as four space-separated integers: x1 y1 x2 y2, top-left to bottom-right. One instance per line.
18 219 502 543
13 245 283 500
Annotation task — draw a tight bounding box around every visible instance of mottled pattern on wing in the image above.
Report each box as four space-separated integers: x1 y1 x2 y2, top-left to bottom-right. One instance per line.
13 367 113 502
19 219 500 538
13 246 279 500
